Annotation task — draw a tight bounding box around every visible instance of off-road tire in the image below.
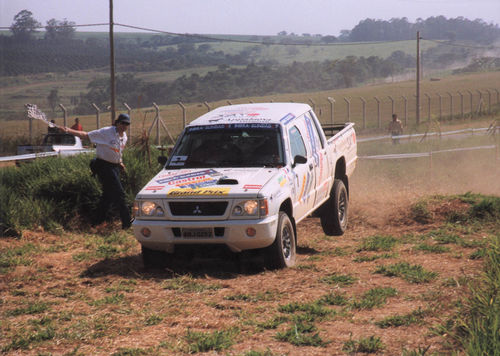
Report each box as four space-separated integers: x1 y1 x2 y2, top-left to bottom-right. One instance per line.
320 179 348 236
264 211 296 269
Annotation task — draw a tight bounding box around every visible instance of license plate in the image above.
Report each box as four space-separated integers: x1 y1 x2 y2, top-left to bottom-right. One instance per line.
181 228 213 239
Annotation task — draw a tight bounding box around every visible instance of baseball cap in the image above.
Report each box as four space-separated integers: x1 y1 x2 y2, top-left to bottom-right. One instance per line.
116 113 131 125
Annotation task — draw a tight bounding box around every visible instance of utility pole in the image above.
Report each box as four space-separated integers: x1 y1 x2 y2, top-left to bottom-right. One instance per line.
416 31 421 126
109 0 116 124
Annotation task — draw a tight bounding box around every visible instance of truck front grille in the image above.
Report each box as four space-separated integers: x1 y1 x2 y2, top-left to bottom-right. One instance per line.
169 201 228 216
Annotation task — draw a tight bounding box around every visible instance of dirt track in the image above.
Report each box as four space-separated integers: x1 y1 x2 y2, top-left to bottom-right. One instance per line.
1 150 499 355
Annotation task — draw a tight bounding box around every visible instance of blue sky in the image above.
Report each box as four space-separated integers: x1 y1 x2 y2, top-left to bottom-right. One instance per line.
1 0 499 36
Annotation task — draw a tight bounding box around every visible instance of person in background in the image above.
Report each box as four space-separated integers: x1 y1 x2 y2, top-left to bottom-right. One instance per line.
57 114 132 229
387 113 403 144
48 120 58 133
70 117 83 131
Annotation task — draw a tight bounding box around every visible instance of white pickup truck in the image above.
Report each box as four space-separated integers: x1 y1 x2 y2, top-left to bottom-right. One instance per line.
132 103 357 269
17 133 86 156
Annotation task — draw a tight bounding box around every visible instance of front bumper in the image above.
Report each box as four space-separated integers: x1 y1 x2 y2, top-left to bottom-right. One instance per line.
132 215 279 253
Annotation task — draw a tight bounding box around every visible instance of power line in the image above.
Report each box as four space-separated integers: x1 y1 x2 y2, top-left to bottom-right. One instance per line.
423 38 500 50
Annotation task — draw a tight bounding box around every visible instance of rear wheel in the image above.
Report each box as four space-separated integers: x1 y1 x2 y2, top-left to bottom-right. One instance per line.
320 179 348 236
264 211 296 269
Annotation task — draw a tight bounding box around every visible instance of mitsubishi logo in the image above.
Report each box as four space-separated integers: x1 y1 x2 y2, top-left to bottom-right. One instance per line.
193 205 202 214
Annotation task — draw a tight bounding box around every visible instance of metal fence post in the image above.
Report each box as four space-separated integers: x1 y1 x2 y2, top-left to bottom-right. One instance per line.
374 96 381 128
477 90 483 115
59 104 67 127
458 91 464 118
123 102 132 137
486 90 492 114
437 93 442 121
344 97 351 122
308 98 315 113
401 96 408 126
204 102 211 112
447 92 453 120
153 102 161 146
467 90 473 118
327 97 335 125
227 100 232 105
92 103 101 129
424 93 431 121
360 97 366 129
388 96 394 116
494 88 500 104
178 102 187 128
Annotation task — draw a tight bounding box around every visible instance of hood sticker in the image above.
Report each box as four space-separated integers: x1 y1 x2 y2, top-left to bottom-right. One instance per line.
167 187 230 196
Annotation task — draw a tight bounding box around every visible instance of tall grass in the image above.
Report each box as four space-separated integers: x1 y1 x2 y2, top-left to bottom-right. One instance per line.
0 147 163 236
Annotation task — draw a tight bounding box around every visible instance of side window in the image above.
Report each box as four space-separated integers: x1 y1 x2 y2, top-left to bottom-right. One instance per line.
288 125 307 158
307 111 325 149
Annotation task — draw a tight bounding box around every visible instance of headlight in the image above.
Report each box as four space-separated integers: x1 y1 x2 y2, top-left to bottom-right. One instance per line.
232 199 268 217
134 201 165 217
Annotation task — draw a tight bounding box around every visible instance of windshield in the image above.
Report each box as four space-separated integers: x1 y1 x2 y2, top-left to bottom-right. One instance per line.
167 124 284 168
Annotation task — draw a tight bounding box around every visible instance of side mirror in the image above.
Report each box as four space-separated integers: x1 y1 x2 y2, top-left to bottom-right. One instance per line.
157 156 168 166
293 155 307 167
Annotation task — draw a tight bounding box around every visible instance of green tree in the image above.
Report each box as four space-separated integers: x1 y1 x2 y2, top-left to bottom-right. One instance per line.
45 18 76 41
10 9 41 42
47 88 60 112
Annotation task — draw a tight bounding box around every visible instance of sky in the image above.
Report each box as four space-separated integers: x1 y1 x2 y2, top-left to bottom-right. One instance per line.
1 0 500 36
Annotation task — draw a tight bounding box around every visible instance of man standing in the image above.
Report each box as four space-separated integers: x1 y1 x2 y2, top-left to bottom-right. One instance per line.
58 114 132 229
70 117 83 131
387 113 403 144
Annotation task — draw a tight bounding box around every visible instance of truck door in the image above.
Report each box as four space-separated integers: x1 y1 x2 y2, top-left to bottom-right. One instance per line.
304 111 330 207
288 122 316 221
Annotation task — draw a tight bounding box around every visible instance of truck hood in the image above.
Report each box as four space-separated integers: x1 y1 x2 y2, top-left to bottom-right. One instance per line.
137 167 280 198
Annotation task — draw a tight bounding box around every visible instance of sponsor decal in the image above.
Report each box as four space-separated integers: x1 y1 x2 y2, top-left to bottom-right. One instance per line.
145 185 165 191
280 113 295 125
278 176 287 187
206 113 272 123
167 187 230 196
243 184 262 190
156 169 219 185
169 155 188 166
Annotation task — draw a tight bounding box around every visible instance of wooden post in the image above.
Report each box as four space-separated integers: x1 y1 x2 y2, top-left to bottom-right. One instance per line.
153 102 161 146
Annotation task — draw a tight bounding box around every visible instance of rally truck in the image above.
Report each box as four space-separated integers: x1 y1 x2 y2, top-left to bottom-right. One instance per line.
17 133 86 156
132 103 357 269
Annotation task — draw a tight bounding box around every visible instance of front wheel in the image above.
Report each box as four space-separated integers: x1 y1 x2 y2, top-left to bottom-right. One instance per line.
320 179 348 236
264 211 296 269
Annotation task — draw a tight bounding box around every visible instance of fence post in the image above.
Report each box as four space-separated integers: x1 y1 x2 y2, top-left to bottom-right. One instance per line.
374 96 381 128
360 97 366 129
388 96 394 116
424 93 431 121
154 103 161 146
58 103 67 127
123 102 132 137
477 90 484 115
92 103 101 129
204 102 211 112
344 97 350 122
401 96 407 126
493 88 500 104
449 93 454 119
308 98 315 113
486 90 492 114
178 102 187 128
437 93 442 121
467 90 473 118
227 100 232 105
458 91 464 119
327 97 335 125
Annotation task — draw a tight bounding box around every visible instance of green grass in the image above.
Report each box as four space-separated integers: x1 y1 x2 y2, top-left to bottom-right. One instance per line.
0 243 38 273
375 308 428 328
319 273 358 286
5 301 50 316
357 235 398 252
353 253 396 262
319 292 349 306
278 301 332 321
275 321 327 347
350 287 398 310
414 243 451 254
162 275 221 293
184 328 238 353
374 262 438 283
342 335 385 354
